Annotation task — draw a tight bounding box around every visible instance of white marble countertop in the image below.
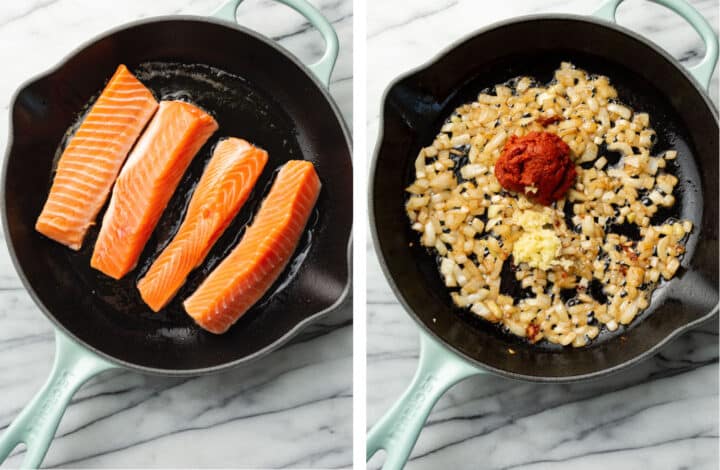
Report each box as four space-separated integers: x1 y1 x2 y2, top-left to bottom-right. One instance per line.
0 0 352 468
366 1 718 469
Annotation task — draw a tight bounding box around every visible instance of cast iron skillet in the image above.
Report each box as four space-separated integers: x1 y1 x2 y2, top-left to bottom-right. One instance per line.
0 0 351 467
367 0 718 468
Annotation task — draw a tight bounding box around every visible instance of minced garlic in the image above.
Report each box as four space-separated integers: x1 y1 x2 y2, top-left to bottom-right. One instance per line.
512 209 560 270
513 229 561 270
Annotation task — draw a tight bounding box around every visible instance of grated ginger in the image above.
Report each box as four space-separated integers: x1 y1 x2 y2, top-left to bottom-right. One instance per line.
512 209 560 270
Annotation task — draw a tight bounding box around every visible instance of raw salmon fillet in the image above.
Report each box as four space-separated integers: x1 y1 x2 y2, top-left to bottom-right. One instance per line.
137 138 268 311
91 100 218 279
35 64 158 250
183 160 321 334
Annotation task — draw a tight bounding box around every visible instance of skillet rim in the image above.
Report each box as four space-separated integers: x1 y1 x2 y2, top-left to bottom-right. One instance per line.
369 13 719 383
1 14 353 376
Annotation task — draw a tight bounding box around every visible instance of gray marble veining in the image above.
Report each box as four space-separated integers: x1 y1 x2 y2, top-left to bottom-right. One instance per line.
366 1 718 469
0 0 352 468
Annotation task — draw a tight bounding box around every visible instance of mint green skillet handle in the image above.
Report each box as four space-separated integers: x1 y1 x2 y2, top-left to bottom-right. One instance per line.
0 330 115 469
367 331 485 470
594 0 718 90
213 0 339 87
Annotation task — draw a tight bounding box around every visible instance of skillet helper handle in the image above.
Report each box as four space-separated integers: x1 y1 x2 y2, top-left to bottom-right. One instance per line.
594 0 718 90
213 0 339 87
0 330 115 469
367 331 483 470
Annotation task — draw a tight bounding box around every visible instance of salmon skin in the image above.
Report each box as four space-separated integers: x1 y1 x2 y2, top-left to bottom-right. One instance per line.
91 100 218 279
183 160 321 334
137 138 268 311
35 64 158 250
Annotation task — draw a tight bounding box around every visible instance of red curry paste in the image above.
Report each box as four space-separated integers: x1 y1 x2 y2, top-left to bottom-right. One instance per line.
494 131 576 205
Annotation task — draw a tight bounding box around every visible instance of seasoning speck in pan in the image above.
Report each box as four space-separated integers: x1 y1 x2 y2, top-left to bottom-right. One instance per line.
405 62 691 347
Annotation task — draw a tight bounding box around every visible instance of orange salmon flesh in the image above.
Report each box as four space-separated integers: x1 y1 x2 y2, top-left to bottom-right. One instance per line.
35 64 158 250
91 100 218 279
137 138 268 311
183 160 321 334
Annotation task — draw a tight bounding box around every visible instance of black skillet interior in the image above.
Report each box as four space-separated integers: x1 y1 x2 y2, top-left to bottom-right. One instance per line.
372 17 718 380
4 18 352 373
